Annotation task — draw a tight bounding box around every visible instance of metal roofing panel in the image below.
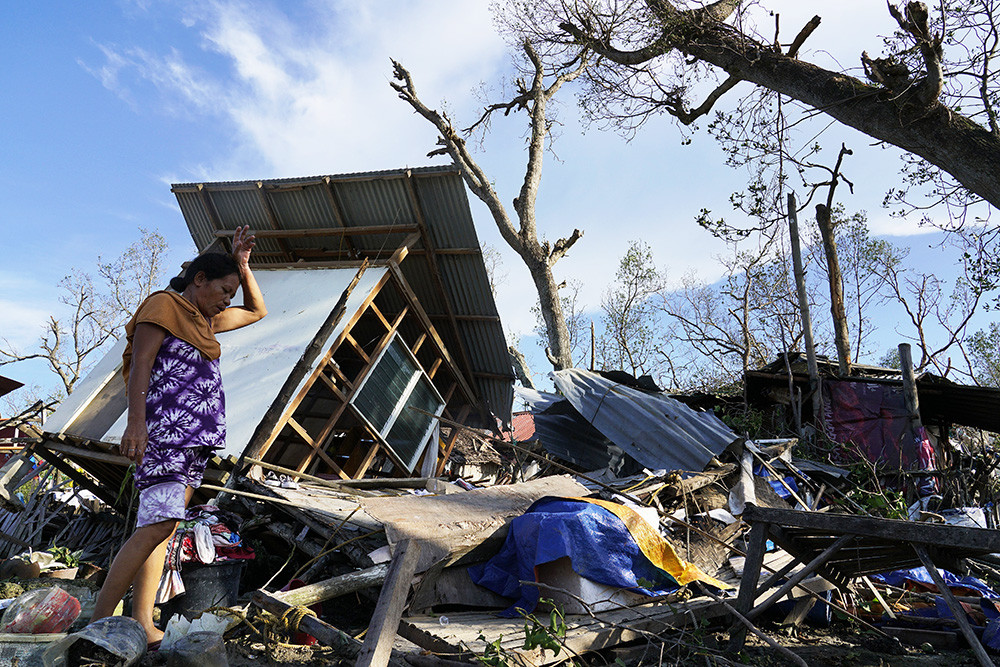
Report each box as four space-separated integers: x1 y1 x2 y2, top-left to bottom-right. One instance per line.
438 255 497 317
411 173 479 248
532 412 629 472
917 377 1000 433
175 191 217 251
172 166 513 423
551 368 737 472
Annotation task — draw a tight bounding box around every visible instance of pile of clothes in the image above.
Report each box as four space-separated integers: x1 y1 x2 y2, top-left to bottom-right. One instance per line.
156 505 255 603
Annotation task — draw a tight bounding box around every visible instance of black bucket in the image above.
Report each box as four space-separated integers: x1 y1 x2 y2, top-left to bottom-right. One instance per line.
159 561 244 621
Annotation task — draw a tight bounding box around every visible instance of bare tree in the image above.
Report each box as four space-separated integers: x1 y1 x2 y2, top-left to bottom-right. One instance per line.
391 41 589 370
480 242 508 298
0 228 169 398
871 254 983 376
809 210 907 363
659 238 812 390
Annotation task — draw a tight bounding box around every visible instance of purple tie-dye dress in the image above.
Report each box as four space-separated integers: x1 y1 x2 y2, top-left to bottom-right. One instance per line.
134 335 226 491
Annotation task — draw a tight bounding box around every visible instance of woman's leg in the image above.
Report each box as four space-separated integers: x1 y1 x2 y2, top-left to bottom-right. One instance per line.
129 486 195 643
90 519 176 634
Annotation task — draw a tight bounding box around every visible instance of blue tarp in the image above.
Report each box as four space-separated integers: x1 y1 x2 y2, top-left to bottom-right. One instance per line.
872 566 1000 649
469 497 684 616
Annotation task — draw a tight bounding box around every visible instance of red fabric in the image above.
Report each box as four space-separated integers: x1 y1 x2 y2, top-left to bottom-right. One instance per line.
822 379 936 471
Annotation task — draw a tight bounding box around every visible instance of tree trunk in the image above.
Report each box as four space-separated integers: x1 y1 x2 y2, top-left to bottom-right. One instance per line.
816 204 852 376
391 48 586 373
527 255 574 369
509 346 535 389
787 194 822 423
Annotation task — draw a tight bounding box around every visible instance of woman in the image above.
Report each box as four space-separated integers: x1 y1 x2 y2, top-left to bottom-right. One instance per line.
91 225 266 646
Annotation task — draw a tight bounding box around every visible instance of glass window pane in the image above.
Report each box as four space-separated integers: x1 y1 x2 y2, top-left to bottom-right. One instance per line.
386 377 442 467
353 340 417 432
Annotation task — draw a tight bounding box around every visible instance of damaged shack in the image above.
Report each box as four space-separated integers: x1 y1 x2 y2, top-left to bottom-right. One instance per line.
31 166 514 511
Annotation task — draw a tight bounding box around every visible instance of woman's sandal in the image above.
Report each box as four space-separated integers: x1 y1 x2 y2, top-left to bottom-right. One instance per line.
146 640 162 652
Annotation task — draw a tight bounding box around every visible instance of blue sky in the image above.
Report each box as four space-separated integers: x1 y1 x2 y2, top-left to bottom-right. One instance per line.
0 1 990 407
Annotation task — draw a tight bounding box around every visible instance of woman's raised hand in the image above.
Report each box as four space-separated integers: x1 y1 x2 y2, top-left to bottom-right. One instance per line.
232 225 256 266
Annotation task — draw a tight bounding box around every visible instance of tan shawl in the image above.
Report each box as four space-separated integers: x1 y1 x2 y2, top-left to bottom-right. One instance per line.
121 291 221 386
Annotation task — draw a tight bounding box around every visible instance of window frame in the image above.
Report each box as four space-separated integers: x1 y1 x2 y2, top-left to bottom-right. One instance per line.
349 332 445 472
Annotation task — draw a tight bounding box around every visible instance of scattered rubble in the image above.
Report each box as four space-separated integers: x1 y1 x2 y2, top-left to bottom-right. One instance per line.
2 169 1000 666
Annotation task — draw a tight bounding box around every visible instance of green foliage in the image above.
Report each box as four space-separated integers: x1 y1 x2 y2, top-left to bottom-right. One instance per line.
46 546 83 568
522 604 566 656
878 347 902 370
473 599 573 667
597 239 668 380
718 404 768 440
967 322 1000 387
475 632 510 667
841 461 909 520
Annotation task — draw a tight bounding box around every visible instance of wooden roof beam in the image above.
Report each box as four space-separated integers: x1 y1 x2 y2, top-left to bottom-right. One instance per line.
214 224 420 239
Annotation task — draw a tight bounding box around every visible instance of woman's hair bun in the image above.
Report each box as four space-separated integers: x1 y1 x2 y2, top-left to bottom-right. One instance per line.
170 253 238 292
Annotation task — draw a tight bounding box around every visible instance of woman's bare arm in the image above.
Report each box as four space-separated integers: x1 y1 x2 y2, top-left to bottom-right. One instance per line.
214 225 267 333
121 322 166 464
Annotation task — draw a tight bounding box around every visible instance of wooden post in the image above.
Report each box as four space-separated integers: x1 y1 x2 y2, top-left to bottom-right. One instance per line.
914 545 995 667
899 343 942 469
787 193 823 423
899 343 920 425
590 320 596 371
729 520 768 652
356 539 423 667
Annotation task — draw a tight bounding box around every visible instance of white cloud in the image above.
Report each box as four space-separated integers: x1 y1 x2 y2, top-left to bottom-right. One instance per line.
0 300 53 352
86 0 508 178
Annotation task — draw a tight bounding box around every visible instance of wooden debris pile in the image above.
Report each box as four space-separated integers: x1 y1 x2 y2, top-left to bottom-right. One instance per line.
2 414 1000 667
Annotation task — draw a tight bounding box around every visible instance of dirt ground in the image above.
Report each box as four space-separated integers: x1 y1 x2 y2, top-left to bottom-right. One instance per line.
129 621 990 666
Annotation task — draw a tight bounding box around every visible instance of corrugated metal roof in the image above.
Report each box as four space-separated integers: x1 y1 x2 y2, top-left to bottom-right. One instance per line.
551 368 738 472
172 165 513 423
916 375 1000 433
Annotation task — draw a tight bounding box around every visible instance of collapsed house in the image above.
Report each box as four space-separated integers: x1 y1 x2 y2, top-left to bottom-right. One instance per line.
30 166 514 511
746 353 1000 508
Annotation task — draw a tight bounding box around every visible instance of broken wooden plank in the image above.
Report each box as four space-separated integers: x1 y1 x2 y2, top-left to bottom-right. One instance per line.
729 520 768 651
359 475 589 573
744 504 1000 553
274 564 389 607
914 544 994 667
746 534 854 621
357 539 422 667
399 598 728 667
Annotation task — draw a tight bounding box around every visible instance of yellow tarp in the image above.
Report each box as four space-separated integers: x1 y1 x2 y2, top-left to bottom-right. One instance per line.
579 497 732 590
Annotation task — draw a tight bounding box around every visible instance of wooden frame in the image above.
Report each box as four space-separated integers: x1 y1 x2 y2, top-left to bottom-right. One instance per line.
249 260 477 479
